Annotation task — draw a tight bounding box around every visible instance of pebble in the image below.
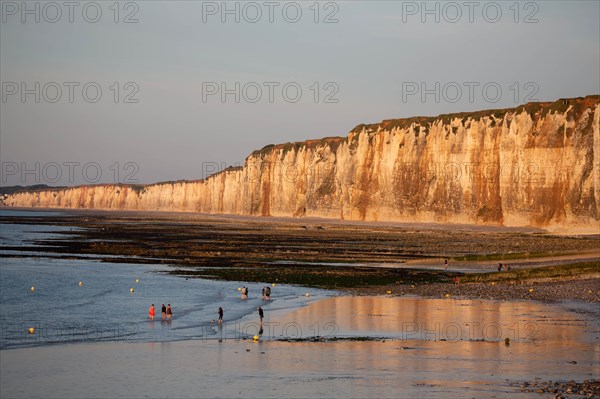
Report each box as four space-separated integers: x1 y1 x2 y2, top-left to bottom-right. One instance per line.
512 379 599 398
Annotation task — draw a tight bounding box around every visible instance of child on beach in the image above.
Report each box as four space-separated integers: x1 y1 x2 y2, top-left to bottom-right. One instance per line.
258 307 264 324
149 304 156 320
218 307 223 324
161 304 167 319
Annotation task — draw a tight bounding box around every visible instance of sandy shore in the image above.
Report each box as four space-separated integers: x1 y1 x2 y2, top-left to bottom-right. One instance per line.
1 209 599 398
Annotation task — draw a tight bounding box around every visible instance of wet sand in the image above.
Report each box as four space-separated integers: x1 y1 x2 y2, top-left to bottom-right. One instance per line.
1 296 598 399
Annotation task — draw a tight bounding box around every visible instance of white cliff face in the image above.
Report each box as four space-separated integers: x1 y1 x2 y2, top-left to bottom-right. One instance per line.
3 96 599 233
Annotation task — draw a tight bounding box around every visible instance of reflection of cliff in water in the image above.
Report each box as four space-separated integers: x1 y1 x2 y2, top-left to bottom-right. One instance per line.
277 296 597 345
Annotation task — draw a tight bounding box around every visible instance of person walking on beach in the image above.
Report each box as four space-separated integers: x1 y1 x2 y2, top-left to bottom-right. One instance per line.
242 287 247 300
161 304 167 319
166 304 173 319
149 304 156 320
218 307 223 324
262 287 265 299
258 307 264 325
497 262 503 272
265 286 271 300
444 259 448 270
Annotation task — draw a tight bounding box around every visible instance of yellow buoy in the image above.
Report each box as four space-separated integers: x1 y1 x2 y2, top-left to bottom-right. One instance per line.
305 293 310 297
588 290 592 294
135 278 139 283
253 335 259 342
79 281 83 286
28 327 35 334
386 290 392 295
528 288 534 293
445 293 450 298
237 287 242 291
130 288 135 293
31 286 35 292
272 283 276 287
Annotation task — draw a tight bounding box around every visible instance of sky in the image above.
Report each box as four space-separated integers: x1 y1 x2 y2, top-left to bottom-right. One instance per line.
1 0 599 186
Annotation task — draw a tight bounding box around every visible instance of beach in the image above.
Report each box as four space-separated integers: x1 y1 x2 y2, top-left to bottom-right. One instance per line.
1 296 598 399
1 209 599 398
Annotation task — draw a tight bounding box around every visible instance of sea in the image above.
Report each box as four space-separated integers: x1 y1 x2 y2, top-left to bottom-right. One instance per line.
0 209 332 349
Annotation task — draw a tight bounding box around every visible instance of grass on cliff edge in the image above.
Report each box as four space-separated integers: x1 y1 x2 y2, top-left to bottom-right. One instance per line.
459 261 600 284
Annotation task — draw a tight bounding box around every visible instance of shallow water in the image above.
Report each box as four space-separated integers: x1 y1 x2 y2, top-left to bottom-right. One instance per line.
0 211 331 349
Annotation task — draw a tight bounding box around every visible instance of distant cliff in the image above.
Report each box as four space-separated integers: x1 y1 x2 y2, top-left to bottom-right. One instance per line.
3 95 599 233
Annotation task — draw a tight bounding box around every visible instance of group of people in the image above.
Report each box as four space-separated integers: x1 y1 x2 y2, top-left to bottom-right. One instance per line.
150 286 271 326
261 286 271 300
148 304 173 320
497 262 512 272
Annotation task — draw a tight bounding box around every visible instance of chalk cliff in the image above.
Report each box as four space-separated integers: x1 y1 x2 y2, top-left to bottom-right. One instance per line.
3 96 599 233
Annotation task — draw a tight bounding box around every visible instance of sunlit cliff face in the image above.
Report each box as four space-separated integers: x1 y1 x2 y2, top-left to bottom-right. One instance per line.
3 96 599 234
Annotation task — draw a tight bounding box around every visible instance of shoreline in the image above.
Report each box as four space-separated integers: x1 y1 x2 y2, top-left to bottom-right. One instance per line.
346 276 600 304
3 205 598 236
2 208 599 306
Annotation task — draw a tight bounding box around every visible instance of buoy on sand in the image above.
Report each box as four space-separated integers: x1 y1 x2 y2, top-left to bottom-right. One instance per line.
386 290 392 295
130 288 135 293
28 327 35 334
253 335 259 342
31 286 35 292
305 293 310 297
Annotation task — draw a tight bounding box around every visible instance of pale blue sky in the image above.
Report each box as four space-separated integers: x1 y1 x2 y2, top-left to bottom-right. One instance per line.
1 1 599 185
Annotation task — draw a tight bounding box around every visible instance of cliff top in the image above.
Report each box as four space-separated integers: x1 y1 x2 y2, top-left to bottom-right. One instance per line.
249 95 599 159
350 95 599 134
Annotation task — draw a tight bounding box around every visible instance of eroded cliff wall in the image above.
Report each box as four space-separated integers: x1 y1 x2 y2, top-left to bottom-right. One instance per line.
3 96 599 233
